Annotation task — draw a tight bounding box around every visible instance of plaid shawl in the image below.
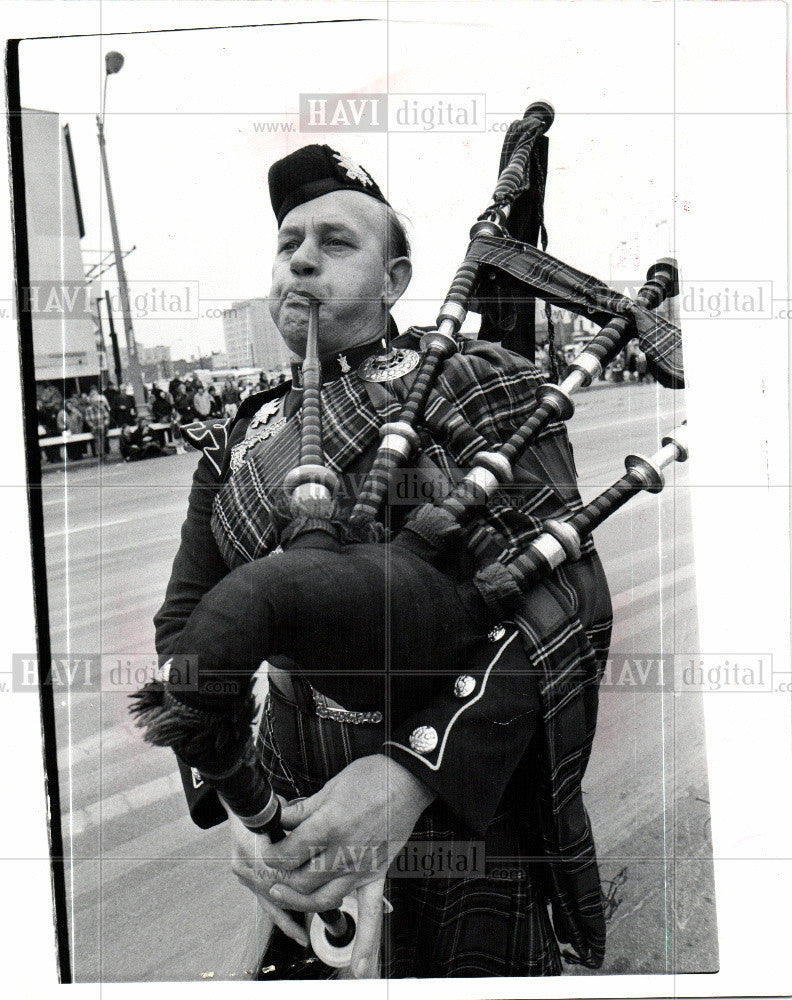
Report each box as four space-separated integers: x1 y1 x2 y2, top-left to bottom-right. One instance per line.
208 339 613 967
467 234 684 389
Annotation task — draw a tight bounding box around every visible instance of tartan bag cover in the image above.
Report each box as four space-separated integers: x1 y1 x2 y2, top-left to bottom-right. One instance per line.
467 234 684 389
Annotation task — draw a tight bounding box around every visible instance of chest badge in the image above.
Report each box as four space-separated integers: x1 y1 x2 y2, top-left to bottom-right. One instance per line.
230 404 288 475
357 348 421 383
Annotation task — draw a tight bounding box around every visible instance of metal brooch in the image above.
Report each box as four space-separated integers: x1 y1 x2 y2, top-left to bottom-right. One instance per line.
357 348 421 383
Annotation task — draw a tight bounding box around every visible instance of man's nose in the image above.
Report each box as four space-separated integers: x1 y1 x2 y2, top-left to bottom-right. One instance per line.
289 238 320 275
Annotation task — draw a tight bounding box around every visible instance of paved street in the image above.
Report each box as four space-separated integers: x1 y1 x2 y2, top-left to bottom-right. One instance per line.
38 381 716 981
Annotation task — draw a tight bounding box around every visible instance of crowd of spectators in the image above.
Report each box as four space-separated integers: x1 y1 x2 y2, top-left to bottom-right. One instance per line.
37 382 122 463
37 348 651 466
36 369 290 465
163 370 288 425
534 338 650 384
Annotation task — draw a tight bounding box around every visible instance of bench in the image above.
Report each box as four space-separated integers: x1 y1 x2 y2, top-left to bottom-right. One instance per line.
148 422 175 448
38 432 96 461
40 422 176 461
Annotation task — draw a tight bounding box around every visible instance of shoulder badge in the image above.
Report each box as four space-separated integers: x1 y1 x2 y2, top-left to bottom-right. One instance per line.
180 419 230 477
357 347 421 383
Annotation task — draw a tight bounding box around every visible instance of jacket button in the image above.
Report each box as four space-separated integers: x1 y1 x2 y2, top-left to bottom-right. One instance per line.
488 624 506 643
409 726 438 753
454 675 476 698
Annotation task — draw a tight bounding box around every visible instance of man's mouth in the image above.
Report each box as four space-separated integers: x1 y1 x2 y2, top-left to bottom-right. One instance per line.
284 291 320 306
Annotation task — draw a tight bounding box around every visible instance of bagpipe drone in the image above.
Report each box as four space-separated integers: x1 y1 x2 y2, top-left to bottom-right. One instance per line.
131 101 687 970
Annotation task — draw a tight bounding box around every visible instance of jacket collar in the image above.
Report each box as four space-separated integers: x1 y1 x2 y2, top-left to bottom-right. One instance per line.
290 336 388 388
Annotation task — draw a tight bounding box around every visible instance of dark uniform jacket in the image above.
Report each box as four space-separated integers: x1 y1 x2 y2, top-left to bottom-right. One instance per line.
154 330 613 967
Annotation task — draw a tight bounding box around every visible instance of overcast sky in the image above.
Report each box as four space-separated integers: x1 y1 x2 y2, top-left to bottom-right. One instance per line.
17 1 784 356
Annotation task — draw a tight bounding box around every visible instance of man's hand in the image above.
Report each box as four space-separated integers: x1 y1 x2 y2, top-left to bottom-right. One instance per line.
228 810 309 949
261 755 434 977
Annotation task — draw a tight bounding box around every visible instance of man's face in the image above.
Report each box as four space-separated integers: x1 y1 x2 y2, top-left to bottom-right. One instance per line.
268 190 409 358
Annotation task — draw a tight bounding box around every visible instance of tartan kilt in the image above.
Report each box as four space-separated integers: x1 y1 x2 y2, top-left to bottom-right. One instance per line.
256 679 563 979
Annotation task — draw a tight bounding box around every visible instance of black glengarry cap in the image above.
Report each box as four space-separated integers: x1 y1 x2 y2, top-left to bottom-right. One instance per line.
268 144 389 225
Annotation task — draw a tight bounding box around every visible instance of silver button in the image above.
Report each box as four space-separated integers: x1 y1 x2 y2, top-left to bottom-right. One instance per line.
454 675 476 698
409 725 438 754
488 624 507 643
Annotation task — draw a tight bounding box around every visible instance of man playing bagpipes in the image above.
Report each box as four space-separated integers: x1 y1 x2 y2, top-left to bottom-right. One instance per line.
132 108 684 979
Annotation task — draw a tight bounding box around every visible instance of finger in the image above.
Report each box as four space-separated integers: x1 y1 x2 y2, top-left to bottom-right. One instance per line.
257 898 310 950
259 850 344 896
234 867 272 899
231 858 255 883
279 793 320 831
230 843 250 875
261 818 325 871
350 879 385 979
268 875 356 914
234 870 310 948
234 860 292 897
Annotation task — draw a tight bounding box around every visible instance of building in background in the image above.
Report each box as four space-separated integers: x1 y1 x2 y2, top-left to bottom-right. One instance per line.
21 108 99 390
119 342 173 382
222 297 291 371
138 344 172 369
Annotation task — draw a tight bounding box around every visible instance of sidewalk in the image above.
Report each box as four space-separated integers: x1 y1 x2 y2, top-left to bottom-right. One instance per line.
38 444 184 474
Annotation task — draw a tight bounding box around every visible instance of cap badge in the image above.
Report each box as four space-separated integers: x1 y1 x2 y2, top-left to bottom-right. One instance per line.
333 152 373 188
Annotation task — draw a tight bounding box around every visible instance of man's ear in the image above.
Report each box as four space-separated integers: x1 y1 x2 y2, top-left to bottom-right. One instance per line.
383 257 412 308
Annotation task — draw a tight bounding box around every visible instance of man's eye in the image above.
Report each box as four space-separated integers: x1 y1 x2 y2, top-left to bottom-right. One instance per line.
325 238 351 248
278 241 298 252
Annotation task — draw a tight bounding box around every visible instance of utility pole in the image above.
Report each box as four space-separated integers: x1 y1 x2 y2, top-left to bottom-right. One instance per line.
96 51 148 416
103 289 124 390
94 297 108 392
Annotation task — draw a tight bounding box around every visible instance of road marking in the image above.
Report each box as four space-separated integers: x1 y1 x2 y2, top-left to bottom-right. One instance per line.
570 407 685 440
44 506 187 540
611 560 697 613
63 770 184 839
68 812 227 905
57 723 136 762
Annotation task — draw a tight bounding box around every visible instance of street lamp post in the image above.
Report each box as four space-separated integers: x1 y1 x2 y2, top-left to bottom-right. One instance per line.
96 51 149 416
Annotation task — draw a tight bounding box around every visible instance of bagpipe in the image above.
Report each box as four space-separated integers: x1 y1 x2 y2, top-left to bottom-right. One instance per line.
131 101 687 971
